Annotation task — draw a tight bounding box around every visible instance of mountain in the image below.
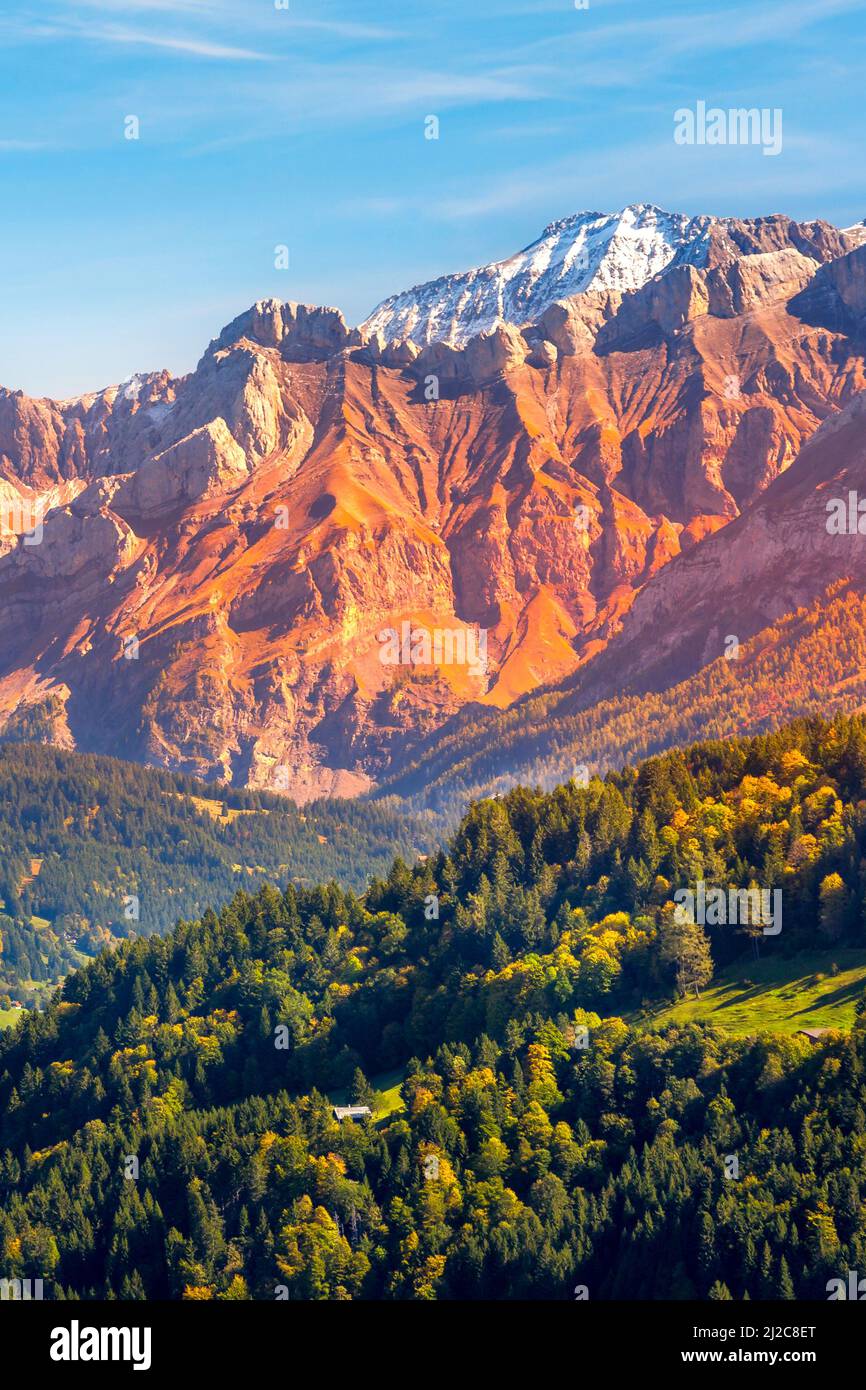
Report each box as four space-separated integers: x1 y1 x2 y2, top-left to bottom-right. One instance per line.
2 713 866 1300
385 370 866 807
361 203 864 348
381 580 866 807
361 204 715 347
2 205 866 800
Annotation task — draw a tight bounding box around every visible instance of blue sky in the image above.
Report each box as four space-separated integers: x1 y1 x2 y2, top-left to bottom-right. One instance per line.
1 0 864 398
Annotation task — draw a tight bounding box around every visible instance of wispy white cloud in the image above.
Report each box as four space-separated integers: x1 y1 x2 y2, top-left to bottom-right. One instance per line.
218 62 545 135
281 19 406 40
83 23 271 60
66 0 407 39
0 137 54 149
346 125 866 226
0 0 403 63
502 0 866 88
70 0 227 12
0 14 270 59
68 0 401 23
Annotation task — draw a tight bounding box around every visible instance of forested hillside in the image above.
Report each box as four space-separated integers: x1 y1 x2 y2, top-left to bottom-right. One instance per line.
384 580 866 808
0 744 441 1010
1 714 865 1299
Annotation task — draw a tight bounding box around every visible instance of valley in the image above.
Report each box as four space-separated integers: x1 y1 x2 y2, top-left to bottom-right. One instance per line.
0 741 443 1016
1 714 865 1300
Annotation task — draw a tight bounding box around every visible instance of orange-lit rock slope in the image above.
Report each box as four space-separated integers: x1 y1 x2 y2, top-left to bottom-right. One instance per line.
2 213 866 798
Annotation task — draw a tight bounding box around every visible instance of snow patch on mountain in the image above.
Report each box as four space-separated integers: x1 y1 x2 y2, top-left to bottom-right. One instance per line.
361 204 716 348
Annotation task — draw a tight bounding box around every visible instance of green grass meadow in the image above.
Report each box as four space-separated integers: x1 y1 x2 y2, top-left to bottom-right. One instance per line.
646 949 866 1036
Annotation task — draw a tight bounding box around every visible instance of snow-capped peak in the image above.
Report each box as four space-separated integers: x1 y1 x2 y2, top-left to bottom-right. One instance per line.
361 204 716 348
120 373 146 402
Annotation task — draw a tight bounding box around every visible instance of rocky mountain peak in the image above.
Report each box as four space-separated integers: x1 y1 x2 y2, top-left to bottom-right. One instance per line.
360 204 717 349
206 299 359 363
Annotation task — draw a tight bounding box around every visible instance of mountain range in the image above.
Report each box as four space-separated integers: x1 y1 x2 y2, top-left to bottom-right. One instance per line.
3 203 866 802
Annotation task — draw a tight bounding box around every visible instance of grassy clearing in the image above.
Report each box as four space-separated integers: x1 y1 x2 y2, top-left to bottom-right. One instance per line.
645 949 866 1036
166 792 263 826
328 1067 406 1120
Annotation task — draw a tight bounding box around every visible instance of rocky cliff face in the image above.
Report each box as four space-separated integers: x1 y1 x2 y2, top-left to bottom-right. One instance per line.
2 206 866 799
572 383 866 708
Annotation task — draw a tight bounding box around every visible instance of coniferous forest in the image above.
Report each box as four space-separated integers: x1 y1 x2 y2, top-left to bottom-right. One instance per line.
2 714 866 1300
0 742 442 1006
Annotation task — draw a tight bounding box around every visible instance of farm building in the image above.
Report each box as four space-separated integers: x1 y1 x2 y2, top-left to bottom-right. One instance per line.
333 1105 372 1123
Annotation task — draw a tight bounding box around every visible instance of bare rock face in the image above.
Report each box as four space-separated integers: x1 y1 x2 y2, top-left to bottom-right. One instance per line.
596 249 819 351
209 299 360 361
525 338 558 370
703 213 863 267
364 337 420 369
414 324 528 387
0 391 73 488
830 250 866 320
2 213 866 799
596 265 709 350
575 382 866 709
115 420 250 516
792 243 866 332
535 291 622 356
706 248 817 317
